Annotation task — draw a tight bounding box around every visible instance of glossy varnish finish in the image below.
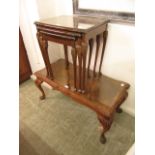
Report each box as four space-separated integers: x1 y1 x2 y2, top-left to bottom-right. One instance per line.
34 15 130 143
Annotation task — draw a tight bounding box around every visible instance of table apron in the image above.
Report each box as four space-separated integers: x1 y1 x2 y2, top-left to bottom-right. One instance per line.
40 31 79 46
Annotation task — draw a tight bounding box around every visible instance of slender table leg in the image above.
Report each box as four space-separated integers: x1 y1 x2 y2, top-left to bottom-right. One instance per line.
76 45 82 92
74 40 88 93
63 45 70 88
35 78 45 100
63 45 69 69
87 39 94 78
97 115 113 144
81 42 88 93
71 47 77 91
99 31 108 76
93 35 101 77
37 33 54 80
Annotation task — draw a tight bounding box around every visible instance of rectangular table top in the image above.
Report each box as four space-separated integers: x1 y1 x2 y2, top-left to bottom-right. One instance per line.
35 15 109 33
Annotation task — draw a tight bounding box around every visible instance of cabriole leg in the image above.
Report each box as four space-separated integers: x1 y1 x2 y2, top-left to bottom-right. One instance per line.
97 115 113 144
35 78 45 100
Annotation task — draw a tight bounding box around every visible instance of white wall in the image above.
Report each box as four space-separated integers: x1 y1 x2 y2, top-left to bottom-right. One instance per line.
103 23 135 116
36 0 73 18
19 0 73 72
19 0 44 72
20 0 134 116
126 143 135 155
36 0 73 65
79 0 135 13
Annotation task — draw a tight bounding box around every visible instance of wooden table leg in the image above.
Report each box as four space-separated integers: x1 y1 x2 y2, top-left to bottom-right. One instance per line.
81 42 88 93
97 115 113 144
71 47 77 91
37 32 54 80
93 35 101 77
99 31 108 76
87 39 94 78
35 78 45 100
77 45 82 92
63 45 69 69
76 41 88 93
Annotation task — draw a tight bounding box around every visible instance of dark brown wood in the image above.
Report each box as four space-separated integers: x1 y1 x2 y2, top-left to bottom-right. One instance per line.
87 39 94 78
35 15 108 33
77 45 82 92
19 28 32 84
81 41 88 92
63 45 70 88
41 32 76 46
34 16 130 143
35 78 45 100
71 47 77 91
34 60 113 117
93 34 101 77
37 33 54 79
99 31 108 75
63 45 69 69
98 114 113 143
35 59 129 116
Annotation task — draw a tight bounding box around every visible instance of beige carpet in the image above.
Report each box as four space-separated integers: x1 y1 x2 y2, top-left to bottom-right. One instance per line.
19 79 135 155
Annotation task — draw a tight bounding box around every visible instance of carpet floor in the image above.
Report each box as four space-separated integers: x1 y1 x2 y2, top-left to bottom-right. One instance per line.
19 79 134 155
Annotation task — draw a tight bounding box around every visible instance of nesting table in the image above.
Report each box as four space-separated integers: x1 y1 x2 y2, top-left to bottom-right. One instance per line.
34 15 130 143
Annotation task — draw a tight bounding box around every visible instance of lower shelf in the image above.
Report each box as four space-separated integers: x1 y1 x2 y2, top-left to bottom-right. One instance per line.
35 59 130 115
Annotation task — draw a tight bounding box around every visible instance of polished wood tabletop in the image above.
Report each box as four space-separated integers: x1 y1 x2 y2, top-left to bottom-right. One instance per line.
35 15 109 32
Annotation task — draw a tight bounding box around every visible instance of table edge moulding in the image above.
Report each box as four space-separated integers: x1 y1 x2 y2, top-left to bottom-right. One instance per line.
34 15 130 144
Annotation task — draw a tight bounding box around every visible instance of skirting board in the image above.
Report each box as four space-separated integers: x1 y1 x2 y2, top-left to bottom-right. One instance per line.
121 105 135 117
126 143 135 155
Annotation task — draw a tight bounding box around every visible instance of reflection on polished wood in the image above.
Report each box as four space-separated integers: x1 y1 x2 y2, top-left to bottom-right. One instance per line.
34 15 130 143
35 59 129 107
35 15 108 32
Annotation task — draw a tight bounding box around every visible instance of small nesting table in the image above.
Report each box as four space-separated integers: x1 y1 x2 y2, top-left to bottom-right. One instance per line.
34 15 130 143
